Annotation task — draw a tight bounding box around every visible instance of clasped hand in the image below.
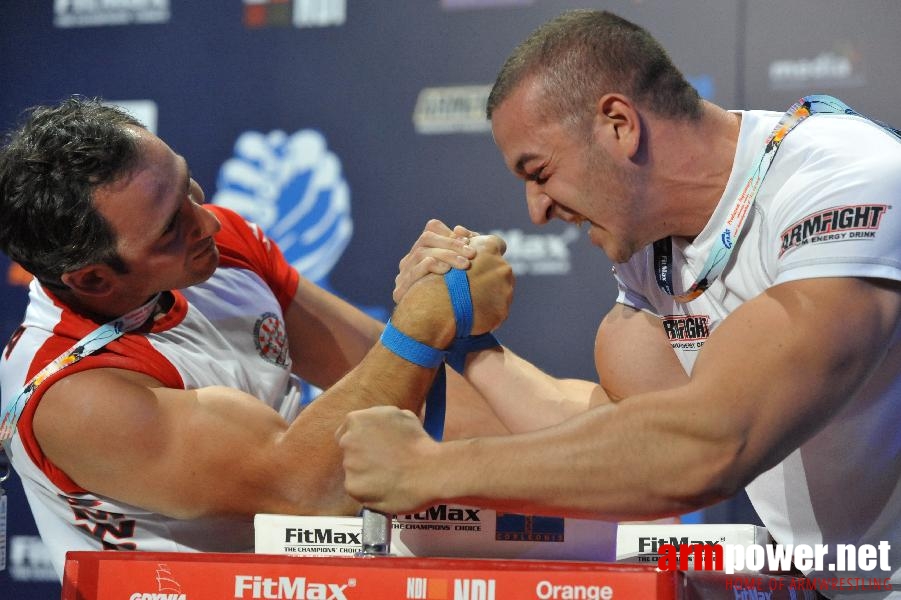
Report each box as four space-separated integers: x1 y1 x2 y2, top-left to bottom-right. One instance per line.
393 219 514 339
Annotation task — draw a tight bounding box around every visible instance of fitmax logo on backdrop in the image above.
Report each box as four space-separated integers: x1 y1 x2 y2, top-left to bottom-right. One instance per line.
53 0 170 28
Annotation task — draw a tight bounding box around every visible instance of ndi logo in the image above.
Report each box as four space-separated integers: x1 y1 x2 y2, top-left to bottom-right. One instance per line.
453 579 495 600
243 0 346 28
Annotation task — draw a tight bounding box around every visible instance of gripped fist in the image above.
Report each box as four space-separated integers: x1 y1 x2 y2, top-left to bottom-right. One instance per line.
394 220 478 304
336 406 438 514
392 225 514 348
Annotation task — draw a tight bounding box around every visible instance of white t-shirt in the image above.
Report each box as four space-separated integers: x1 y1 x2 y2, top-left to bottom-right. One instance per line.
0 206 301 579
614 107 901 598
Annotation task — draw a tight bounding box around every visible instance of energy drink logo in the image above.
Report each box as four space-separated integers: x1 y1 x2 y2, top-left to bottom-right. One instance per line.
778 204 889 258
243 0 346 28
662 314 710 352
495 513 564 542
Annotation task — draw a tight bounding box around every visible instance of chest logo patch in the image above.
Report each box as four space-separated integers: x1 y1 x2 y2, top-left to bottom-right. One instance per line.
662 314 710 351
253 312 289 366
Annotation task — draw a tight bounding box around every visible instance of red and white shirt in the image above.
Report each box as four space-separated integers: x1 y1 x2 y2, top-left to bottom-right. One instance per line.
1 205 300 579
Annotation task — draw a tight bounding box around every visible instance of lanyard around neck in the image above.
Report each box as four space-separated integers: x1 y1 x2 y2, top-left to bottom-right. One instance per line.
0 292 162 445
653 95 897 303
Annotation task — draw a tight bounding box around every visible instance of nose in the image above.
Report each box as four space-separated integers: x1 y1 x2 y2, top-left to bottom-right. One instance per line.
189 180 221 239
525 180 552 225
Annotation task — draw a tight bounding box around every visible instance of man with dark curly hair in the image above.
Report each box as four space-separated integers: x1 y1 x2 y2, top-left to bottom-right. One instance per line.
0 97 513 578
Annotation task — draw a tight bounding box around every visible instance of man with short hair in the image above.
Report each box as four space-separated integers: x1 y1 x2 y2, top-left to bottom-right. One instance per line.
337 10 901 597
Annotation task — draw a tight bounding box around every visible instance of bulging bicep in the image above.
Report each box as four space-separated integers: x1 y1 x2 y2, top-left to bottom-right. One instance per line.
595 304 689 401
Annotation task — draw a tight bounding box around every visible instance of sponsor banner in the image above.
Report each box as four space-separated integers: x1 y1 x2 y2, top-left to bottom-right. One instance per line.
255 507 616 562
489 228 578 276
7 535 57 582
85 555 666 600
412 86 492 135
768 44 866 91
616 524 770 569
243 0 346 29
441 0 534 10
54 0 171 28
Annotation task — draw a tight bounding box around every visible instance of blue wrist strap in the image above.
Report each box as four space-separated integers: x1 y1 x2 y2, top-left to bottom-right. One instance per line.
379 321 446 368
380 268 501 442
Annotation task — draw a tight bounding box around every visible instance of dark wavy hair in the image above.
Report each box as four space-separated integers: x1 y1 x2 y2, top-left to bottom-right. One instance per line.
0 97 144 290
487 10 702 130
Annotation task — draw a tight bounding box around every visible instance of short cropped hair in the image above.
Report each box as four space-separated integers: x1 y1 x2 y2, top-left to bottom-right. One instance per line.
0 97 144 290
487 10 702 130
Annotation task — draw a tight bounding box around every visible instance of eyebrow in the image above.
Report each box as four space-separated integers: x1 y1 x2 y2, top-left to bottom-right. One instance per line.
158 156 191 238
514 153 541 177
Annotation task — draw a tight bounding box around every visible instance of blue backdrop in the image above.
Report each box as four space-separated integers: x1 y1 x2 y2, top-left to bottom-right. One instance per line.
1 1 900 597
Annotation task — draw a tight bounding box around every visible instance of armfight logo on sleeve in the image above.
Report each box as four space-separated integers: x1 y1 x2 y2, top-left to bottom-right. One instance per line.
778 203 890 258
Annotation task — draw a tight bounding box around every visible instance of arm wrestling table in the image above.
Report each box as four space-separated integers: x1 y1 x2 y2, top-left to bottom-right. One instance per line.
61 551 822 600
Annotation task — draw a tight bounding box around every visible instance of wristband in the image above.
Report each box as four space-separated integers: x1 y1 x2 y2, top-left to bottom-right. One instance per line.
379 320 446 368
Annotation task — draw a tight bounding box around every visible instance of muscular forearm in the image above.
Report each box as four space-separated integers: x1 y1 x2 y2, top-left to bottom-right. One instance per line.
277 344 441 514
415 389 740 520
461 346 599 433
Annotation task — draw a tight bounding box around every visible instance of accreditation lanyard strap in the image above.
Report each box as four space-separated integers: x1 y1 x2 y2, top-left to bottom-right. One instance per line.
653 95 898 303
0 293 161 445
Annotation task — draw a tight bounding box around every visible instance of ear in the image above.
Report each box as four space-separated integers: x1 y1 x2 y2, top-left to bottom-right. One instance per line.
59 265 117 297
593 93 641 159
